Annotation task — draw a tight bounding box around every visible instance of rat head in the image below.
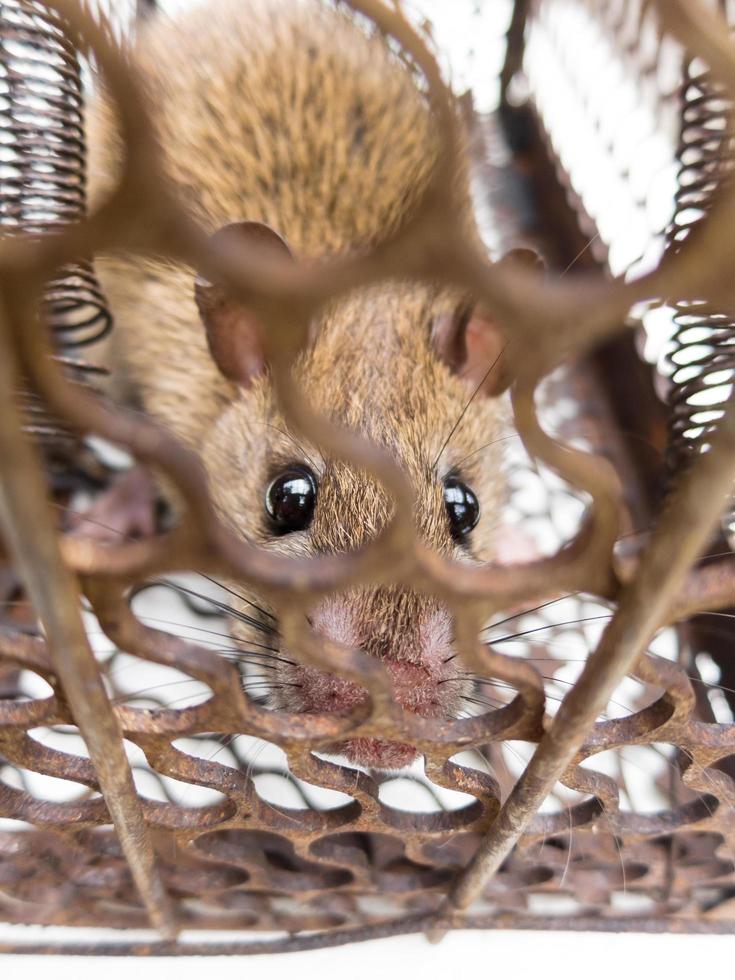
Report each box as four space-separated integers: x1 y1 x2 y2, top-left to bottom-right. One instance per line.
197 221 535 769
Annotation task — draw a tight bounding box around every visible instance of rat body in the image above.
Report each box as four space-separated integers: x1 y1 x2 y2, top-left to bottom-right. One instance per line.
90 0 514 769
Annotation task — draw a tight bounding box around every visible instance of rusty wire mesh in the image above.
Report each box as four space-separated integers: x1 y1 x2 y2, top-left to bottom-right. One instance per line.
3 0 735 956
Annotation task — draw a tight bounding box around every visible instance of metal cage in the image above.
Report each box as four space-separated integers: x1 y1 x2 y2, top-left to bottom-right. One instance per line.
2 0 735 956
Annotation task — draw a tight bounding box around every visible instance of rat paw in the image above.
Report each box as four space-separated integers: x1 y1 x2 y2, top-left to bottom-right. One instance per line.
67 467 159 544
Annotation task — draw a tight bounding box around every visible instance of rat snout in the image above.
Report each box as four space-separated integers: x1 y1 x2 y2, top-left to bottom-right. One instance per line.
287 659 445 771
277 595 466 720
273 596 469 770
288 659 449 717
384 660 447 716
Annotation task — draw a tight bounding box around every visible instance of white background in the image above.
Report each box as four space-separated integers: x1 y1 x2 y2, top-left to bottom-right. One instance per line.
3 929 734 977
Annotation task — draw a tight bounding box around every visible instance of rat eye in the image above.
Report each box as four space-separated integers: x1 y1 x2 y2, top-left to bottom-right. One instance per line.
443 477 479 542
265 466 317 533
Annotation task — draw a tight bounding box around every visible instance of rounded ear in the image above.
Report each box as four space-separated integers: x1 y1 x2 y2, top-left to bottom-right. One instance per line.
194 221 293 388
432 247 545 396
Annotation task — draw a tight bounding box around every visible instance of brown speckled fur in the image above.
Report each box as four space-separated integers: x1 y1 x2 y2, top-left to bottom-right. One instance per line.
91 0 509 769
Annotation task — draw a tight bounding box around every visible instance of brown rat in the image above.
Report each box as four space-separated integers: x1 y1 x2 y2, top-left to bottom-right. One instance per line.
89 0 523 770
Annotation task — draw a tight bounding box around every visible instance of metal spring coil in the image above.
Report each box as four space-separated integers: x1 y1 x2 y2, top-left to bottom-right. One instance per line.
0 0 113 459
664 55 735 478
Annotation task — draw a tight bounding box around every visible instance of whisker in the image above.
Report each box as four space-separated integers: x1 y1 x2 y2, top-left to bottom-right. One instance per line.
130 614 281 651
142 580 277 637
487 591 583 631
468 653 735 703
219 649 295 667
138 684 301 711
460 694 507 710
559 231 601 277
204 732 240 767
449 433 521 472
220 657 280 671
433 344 507 467
243 681 302 689
197 572 277 623
104 648 289 682
110 674 299 703
483 614 613 641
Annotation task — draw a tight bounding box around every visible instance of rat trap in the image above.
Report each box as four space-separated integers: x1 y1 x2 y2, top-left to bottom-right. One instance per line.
1 0 735 955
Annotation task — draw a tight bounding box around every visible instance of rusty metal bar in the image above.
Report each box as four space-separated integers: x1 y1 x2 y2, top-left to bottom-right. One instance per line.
0 300 177 939
499 0 530 105
432 389 735 931
3 910 735 957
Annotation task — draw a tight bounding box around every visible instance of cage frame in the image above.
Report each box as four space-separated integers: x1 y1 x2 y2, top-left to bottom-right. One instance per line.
1 0 735 955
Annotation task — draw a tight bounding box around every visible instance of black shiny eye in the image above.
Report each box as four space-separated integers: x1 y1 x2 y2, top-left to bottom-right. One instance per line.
265 466 317 533
443 477 479 542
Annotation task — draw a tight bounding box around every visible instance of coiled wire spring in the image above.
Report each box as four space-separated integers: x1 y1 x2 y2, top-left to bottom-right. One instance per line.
0 0 112 463
665 49 735 480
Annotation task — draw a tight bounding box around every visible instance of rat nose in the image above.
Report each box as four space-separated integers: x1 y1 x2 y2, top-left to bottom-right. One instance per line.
291 655 451 717
385 660 441 715
301 595 461 717
299 670 369 714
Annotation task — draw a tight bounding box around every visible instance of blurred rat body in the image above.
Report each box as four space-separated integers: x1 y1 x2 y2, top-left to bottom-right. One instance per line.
90 0 517 769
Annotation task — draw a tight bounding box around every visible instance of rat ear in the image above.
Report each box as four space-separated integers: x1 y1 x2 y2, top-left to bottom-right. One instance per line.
432 247 545 397
194 220 293 388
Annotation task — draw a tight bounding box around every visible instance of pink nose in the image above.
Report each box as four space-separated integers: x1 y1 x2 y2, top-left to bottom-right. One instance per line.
293 658 446 718
385 660 442 716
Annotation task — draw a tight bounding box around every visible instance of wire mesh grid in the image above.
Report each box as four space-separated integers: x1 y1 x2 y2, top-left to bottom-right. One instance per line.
2 0 735 956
